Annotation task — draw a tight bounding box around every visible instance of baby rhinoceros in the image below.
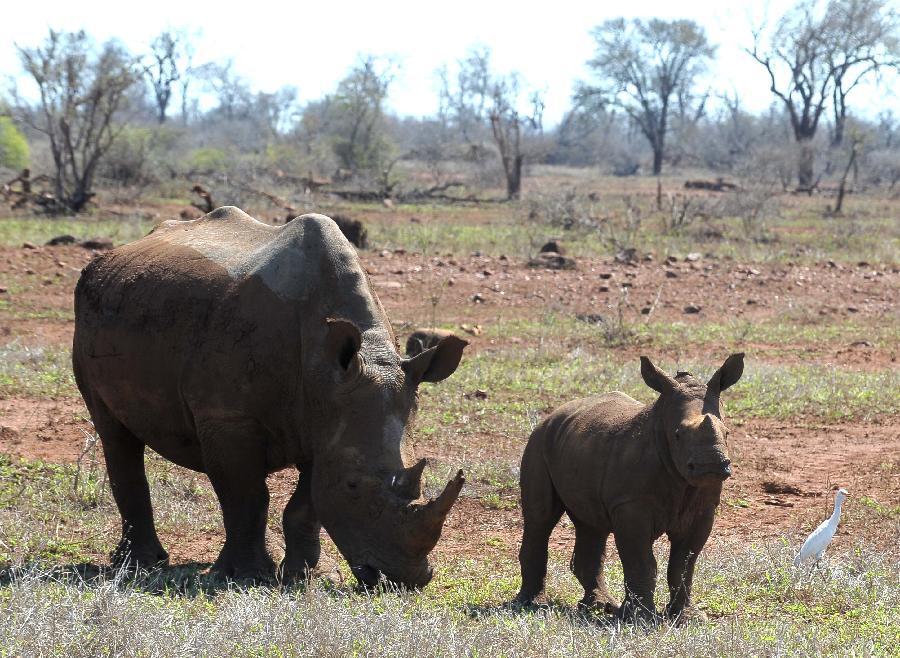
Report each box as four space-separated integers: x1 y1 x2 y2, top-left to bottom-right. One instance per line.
515 354 744 624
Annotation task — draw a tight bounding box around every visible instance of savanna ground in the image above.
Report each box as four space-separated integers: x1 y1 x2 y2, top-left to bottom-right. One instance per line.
0 169 898 656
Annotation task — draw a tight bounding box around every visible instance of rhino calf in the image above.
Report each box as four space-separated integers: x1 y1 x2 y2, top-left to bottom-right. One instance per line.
516 354 744 623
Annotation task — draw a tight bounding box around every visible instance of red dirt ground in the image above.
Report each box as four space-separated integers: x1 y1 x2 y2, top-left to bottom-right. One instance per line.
1 241 898 565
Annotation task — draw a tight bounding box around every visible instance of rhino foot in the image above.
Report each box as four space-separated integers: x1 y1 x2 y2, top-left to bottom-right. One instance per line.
210 547 277 585
616 598 660 627
111 538 169 571
664 603 708 626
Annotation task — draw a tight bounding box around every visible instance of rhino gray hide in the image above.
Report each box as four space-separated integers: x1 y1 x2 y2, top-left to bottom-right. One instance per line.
73 207 468 587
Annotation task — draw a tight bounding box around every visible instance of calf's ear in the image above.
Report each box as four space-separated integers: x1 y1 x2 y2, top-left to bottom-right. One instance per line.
707 352 744 393
325 318 362 373
402 335 468 384
640 356 676 394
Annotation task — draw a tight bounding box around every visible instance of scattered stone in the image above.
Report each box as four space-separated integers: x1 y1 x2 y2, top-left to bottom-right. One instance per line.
850 340 873 348
598 285 610 292
382 198 394 208
80 238 114 250
683 304 702 314
465 389 488 400
539 240 565 255
846 306 859 313
857 261 870 267
482 269 493 277
576 314 605 324
0 287 7 294
379 249 392 258
598 272 613 280
746 299 757 305
665 270 678 279
472 293 485 303
447 278 455 286
640 307 651 315
459 323 483 336
666 255 679 264
685 252 702 262
615 248 638 263
45 235 77 246
375 280 402 289
42 279 53 285
528 252 577 270
642 254 654 262
22 242 37 250
25 268 35 275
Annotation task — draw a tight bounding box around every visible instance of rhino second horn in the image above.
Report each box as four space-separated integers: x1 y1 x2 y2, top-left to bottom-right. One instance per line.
394 458 428 498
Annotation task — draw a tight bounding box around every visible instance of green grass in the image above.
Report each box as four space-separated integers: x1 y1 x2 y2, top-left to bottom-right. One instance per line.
0 342 77 397
0 216 154 247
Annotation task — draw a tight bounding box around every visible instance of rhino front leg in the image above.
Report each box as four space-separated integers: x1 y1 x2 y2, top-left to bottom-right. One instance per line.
281 463 321 584
612 512 658 623
202 430 276 582
665 513 714 624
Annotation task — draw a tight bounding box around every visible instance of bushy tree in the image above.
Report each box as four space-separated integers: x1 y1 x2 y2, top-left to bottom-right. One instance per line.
0 116 30 171
579 18 715 175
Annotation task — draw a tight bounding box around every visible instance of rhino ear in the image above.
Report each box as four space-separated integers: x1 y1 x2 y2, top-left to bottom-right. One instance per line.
325 318 362 373
640 356 676 394
402 335 468 384
708 353 744 394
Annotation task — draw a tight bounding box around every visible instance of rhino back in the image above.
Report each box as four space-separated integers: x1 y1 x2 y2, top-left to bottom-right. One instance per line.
536 392 661 527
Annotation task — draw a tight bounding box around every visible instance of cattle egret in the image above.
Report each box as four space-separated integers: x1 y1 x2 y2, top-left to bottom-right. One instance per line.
794 488 849 566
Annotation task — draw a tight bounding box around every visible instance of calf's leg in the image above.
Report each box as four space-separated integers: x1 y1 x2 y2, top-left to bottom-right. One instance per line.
665 512 714 623
281 463 321 584
612 510 658 623
570 521 616 611
515 449 563 604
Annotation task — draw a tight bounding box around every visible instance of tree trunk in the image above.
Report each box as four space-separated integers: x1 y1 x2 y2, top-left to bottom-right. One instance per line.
652 145 663 176
797 140 815 189
505 155 523 200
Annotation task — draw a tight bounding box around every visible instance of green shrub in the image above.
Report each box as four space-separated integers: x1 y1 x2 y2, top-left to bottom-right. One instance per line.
0 117 29 170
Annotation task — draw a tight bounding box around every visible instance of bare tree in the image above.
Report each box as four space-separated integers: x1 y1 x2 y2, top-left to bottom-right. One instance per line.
15 30 138 211
579 18 715 175
822 0 900 147
440 48 544 199
144 30 184 123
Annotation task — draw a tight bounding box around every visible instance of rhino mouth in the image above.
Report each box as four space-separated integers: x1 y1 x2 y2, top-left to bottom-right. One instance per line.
351 561 434 589
686 459 732 482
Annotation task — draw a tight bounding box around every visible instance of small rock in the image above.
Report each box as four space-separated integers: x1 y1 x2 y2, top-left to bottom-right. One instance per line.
685 252 701 262
375 280 403 289
640 307 651 315
447 278 455 286
598 285 610 292
25 268 35 275
539 240 565 255
598 272 613 280
465 389 488 400
665 270 678 279
459 323 483 336
46 235 78 246
683 304 702 314
665 255 679 264
746 299 757 305
42 279 53 285
0 287 7 294
382 198 394 208
850 340 873 348
22 241 37 249
528 253 577 270
472 293 485 304
846 306 859 313
482 269 493 277
80 238 113 250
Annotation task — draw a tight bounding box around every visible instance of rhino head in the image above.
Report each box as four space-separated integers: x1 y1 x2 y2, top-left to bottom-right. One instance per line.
641 354 744 487
309 318 468 588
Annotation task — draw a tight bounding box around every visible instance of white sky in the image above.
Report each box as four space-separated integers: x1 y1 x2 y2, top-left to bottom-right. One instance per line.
2 0 896 125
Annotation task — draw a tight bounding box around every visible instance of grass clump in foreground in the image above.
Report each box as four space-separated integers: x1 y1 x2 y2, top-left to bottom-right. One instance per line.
0 543 897 657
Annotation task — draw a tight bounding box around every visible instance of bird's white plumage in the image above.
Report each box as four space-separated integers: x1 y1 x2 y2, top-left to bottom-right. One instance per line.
794 488 849 566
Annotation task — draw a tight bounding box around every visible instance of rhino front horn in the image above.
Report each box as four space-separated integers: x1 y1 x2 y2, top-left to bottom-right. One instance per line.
426 470 465 526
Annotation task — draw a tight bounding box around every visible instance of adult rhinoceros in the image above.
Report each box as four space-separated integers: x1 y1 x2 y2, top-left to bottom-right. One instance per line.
73 207 468 587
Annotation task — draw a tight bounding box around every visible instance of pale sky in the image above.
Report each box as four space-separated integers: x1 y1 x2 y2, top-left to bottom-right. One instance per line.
2 0 896 125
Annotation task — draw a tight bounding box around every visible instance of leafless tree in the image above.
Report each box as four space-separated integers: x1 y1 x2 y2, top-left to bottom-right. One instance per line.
822 0 900 147
15 30 139 211
579 18 715 176
440 48 544 199
144 30 185 123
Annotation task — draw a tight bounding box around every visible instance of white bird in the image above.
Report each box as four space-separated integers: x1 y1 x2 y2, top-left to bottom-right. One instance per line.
794 488 849 566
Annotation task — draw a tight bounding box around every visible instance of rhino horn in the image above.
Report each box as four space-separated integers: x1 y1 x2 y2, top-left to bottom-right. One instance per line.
424 470 465 528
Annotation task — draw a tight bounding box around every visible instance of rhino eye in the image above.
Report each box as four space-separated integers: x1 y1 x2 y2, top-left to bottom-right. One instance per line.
346 480 358 490
674 428 681 439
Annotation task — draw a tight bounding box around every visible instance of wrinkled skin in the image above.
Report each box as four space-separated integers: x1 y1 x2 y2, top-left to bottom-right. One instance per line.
72 207 467 586
515 354 744 624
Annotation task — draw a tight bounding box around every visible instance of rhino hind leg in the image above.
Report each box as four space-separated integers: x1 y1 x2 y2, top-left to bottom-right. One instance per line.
280 464 321 585
515 450 564 605
570 521 617 612
92 404 168 569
